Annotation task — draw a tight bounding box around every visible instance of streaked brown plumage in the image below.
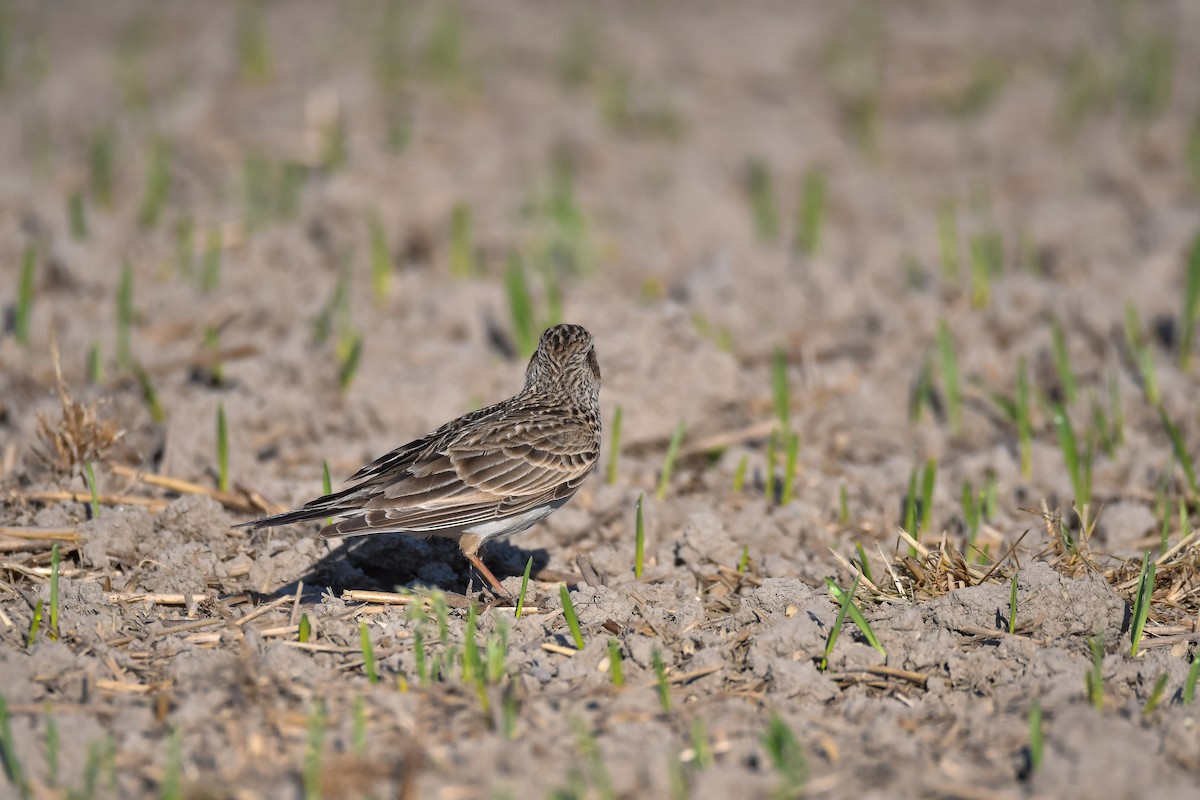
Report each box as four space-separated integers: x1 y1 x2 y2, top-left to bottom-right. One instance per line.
239 323 601 595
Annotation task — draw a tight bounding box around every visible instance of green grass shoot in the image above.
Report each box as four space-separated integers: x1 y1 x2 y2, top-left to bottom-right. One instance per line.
1180 233 1200 369
204 327 223 386
1184 656 1200 705
968 232 997 309
87 342 103 384
321 461 333 526
137 138 170 229
298 614 311 643
732 454 749 492
607 638 624 687
765 431 777 503
919 458 936 535
1028 700 1043 773
607 405 623 484
1053 405 1090 511
903 466 918 546
216 403 229 493
413 628 427 685
745 158 779 242
461 604 482 689
820 575 861 671
200 229 222 293
854 542 872 584
560 585 585 650
1124 302 1161 406
360 622 378 683
116 261 134 369
237 0 272 82
25 600 42 648
1143 673 1169 716
0 696 27 799
652 648 670 711
85 462 100 519
962 480 980 556
49 544 60 641
424 2 464 86
1085 632 1104 710
89 126 114 208
303 700 326 800
738 545 750 573
68 191 87 240
44 713 57 787
1129 551 1156 657
1016 357 1033 479
369 213 391 304
449 203 473 278
1158 404 1198 498
133 364 165 423
690 717 713 770
825 577 884 658
161 728 182 800
515 556 533 619
634 493 645 578
794 167 827 257
656 421 685 501
771 346 790 432
936 320 962 434
937 201 960 283
14 247 33 347
1008 573 1018 634
909 353 935 423
338 334 364 391
505 253 537 359
762 714 807 796
780 432 800 506
1051 318 1077 405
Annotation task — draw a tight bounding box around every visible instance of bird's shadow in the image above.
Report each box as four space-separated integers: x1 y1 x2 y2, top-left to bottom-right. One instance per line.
266 529 550 601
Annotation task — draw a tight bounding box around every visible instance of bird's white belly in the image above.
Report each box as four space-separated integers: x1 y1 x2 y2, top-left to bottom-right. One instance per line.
463 499 567 544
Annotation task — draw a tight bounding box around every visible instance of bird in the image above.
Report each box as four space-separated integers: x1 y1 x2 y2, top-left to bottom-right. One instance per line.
238 323 602 597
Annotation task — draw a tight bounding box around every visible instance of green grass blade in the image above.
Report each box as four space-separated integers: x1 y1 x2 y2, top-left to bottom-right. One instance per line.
745 158 779 242
360 622 378 683
732 454 749 492
84 462 100 519
1129 551 1155 657
794 167 827 257
1143 673 1169 716
1184 656 1200 705
655 421 685 501
936 320 962 434
298 613 311 643
14 246 34 347
606 405 622 484
1051 318 1077 405
49 544 59 641
504 253 536 359
449 203 473 278
634 493 645 578
369 213 391 304
303 700 326 800
216 403 229 493
560 585 585 650
820 575 860 671
780 432 800 506
515 557 533 619
338 334 364 392
116 261 134 369
762 714 807 794
1181 232 1200 369
1008 572 1018 634
919 458 936 535
771 347 790 432
652 649 670 711
1 699 30 796
1158 404 1198 497
607 638 623 687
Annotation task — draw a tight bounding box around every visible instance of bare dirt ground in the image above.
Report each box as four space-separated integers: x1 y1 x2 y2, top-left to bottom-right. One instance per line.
2 1 1200 798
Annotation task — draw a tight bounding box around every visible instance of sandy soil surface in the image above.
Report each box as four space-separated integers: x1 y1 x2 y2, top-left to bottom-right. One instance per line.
2 1 1200 798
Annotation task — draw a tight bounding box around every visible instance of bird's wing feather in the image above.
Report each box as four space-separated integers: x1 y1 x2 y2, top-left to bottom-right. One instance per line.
318 412 598 538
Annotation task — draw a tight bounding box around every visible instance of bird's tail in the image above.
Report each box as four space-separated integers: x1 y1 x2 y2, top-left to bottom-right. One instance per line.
235 484 363 530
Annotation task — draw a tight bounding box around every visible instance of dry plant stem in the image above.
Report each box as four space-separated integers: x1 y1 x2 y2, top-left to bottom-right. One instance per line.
107 464 279 514
22 490 168 511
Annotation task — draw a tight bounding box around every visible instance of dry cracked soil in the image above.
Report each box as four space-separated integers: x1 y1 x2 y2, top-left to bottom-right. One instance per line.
2 1 1200 798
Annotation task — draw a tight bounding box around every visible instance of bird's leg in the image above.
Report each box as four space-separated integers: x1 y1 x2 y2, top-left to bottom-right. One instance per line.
463 551 514 602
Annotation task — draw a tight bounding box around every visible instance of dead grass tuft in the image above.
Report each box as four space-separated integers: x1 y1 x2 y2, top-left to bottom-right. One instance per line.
33 343 123 476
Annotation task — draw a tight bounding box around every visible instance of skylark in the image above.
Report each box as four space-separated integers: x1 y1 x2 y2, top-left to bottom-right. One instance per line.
239 323 602 595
